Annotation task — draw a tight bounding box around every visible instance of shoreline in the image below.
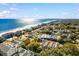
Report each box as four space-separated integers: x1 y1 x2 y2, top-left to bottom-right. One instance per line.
0 20 56 36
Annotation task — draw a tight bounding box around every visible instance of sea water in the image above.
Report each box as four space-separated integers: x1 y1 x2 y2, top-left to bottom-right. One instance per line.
0 18 57 33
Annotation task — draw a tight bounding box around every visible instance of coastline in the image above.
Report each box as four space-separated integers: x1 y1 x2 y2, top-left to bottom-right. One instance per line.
0 20 56 36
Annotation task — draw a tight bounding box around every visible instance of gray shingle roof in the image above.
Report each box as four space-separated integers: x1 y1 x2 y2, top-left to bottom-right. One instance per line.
0 43 10 53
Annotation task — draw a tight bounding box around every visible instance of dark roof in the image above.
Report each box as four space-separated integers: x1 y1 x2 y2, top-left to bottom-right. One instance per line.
2 33 14 39
0 37 4 40
14 31 22 36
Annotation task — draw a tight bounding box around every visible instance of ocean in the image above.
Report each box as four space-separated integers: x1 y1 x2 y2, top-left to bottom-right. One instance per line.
0 18 58 33
0 19 25 33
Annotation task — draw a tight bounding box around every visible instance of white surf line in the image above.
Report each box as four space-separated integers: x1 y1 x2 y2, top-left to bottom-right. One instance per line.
0 20 56 37
0 24 38 36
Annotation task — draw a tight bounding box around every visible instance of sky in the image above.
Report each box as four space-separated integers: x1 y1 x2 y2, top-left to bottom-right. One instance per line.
0 3 79 19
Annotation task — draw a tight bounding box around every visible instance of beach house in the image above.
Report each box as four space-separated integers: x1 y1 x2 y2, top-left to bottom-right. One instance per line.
1 33 14 39
0 43 16 56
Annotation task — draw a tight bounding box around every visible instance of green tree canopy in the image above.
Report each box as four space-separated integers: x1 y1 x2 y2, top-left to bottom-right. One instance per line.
26 41 42 53
40 43 79 56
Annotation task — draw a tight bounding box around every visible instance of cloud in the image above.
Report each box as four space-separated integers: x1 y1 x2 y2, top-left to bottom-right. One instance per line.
0 7 18 18
77 8 79 11
62 12 69 15
58 12 70 18
51 12 70 18
0 3 17 6
33 7 38 11
0 3 9 6
0 10 11 17
10 7 17 11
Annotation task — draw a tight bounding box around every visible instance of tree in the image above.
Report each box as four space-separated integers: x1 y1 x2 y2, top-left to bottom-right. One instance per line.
0 37 5 43
31 38 42 42
26 41 42 53
56 35 64 44
36 38 42 42
63 38 73 43
30 39 37 42
41 30 52 34
40 43 79 56
23 39 30 45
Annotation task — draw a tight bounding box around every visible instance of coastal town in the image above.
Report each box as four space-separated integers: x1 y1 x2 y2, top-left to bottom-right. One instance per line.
0 19 79 56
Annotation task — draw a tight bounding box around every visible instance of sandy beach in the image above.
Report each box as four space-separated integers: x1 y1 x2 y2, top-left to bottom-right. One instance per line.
0 20 56 36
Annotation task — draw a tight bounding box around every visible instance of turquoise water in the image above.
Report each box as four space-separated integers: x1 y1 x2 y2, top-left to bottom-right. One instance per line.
0 19 24 33
0 18 58 33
